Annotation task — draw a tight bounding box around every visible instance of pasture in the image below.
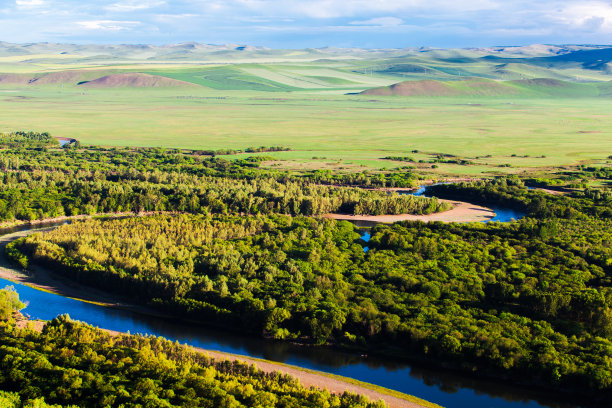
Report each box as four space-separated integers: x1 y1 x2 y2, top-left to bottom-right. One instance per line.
0 53 610 176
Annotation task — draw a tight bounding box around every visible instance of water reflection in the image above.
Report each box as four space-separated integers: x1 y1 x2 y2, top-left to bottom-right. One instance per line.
2 275 584 408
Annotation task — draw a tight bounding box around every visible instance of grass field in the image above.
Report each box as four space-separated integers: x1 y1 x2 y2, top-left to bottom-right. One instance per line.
0 85 611 175
0 44 611 176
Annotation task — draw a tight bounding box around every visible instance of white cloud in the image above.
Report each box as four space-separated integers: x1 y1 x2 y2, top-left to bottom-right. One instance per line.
105 1 165 12
350 17 403 26
15 0 46 8
153 13 198 22
582 16 605 31
76 20 142 31
230 0 499 19
552 1 612 32
1 0 612 47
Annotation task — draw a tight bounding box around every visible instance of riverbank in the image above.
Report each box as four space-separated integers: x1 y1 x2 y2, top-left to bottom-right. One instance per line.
1 219 601 408
13 317 438 408
0 228 164 314
0 211 173 230
324 199 495 223
1 228 438 408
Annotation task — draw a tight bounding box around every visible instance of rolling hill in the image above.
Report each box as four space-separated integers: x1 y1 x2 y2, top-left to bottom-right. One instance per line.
360 77 612 97
77 73 198 88
0 42 611 93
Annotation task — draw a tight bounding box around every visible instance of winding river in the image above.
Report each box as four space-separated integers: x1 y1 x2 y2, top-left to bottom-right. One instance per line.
360 185 527 252
408 184 525 223
0 198 583 408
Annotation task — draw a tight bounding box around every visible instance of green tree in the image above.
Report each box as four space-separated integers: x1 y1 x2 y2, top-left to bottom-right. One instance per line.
0 286 25 321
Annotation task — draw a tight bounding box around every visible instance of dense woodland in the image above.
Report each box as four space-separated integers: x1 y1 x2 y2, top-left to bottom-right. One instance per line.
427 179 612 219
3 132 612 403
0 132 447 221
0 290 385 408
0 131 58 149
10 197 612 400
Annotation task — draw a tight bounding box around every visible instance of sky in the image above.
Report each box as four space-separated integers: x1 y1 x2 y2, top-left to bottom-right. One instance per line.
1 0 611 48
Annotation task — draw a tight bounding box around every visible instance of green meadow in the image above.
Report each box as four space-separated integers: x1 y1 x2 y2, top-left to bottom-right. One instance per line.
0 44 611 176
1 86 610 175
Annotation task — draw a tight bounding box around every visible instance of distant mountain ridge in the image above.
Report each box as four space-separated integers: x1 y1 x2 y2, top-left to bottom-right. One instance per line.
0 41 610 61
1 42 612 92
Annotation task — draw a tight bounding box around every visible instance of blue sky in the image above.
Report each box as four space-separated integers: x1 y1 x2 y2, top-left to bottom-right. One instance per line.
1 0 612 48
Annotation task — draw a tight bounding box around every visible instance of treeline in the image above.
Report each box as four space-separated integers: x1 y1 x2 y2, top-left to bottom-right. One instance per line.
0 298 386 407
0 171 448 221
306 170 417 188
10 212 612 398
0 135 444 222
523 165 612 190
0 131 58 149
0 134 420 188
194 145 291 156
381 154 473 166
427 178 612 219
382 156 415 162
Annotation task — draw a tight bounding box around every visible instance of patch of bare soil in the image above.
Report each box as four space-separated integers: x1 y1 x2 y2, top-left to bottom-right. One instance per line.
77 73 198 88
533 187 564 195
28 70 102 85
361 80 456 96
0 74 31 84
361 79 519 97
458 80 519 96
195 348 431 408
13 314 431 408
511 78 565 87
325 199 494 223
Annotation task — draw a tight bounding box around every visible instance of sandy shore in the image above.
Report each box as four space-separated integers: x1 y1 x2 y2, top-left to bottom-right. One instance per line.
195 348 434 408
533 187 564 196
2 228 436 408
324 199 495 224
15 316 435 408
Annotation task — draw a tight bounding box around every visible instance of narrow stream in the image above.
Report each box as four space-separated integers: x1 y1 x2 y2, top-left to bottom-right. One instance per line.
403 184 526 223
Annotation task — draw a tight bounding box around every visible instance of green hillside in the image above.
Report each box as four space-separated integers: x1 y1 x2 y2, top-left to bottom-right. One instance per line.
2 42 612 91
361 77 611 98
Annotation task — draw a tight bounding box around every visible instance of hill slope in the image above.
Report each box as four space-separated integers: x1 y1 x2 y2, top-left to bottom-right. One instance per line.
77 73 200 88
360 78 608 97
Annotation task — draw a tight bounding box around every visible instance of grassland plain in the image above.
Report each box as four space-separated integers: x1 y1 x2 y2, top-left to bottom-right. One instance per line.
0 84 611 175
1 43 612 175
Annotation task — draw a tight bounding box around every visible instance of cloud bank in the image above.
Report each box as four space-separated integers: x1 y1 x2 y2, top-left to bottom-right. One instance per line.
0 0 611 47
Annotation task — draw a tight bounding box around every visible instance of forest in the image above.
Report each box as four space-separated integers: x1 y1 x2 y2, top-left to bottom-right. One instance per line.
426 179 612 219
0 288 385 408
3 132 612 403
9 197 612 400
0 132 448 222
0 131 58 149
